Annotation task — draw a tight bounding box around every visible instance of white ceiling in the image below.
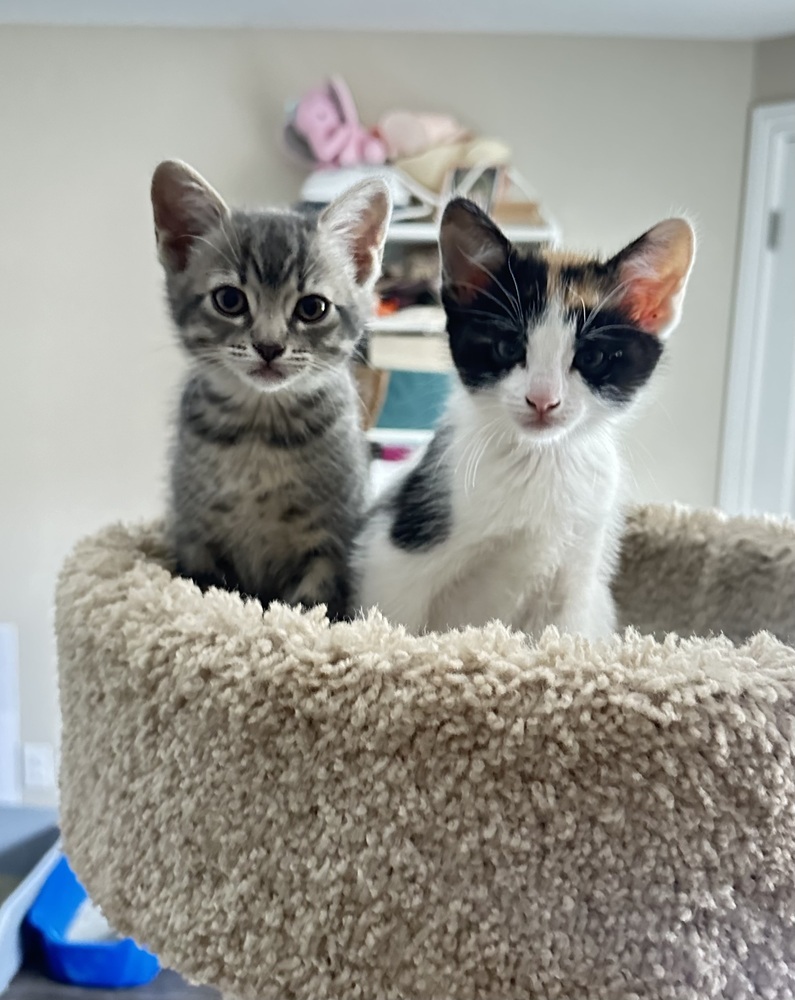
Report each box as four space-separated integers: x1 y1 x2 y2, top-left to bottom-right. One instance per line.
1 0 794 40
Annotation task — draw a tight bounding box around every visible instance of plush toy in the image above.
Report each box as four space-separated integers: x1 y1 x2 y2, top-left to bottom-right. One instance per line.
396 137 512 196
377 110 470 160
289 76 386 168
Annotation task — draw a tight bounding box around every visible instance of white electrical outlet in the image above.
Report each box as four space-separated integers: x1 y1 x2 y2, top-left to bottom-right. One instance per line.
23 742 56 790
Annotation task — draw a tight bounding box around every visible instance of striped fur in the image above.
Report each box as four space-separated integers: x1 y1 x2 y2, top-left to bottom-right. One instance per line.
152 161 391 619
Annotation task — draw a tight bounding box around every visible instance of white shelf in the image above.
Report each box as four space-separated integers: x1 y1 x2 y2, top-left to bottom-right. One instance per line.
368 428 434 447
369 333 450 373
367 306 449 371
386 218 559 244
368 306 446 336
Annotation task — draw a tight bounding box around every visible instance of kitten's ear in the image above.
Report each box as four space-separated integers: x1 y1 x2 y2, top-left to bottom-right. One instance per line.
320 178 392 287
439 198 511 305
610 218 696 338
151 160 229 272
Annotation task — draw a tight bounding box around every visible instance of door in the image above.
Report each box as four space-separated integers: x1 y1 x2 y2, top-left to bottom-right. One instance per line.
721 102 795 516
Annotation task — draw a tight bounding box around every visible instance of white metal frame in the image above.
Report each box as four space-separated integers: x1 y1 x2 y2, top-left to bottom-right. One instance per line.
720 100 795 514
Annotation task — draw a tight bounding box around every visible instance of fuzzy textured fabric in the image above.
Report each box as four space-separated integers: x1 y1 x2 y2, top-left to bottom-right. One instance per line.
56 504 795 1000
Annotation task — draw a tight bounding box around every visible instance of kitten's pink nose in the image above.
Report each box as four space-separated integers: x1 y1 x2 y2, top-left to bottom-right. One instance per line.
254 342 285 364
526 393 561 416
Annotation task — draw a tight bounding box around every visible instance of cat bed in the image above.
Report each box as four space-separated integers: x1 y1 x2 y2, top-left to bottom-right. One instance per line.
55 504 795 1000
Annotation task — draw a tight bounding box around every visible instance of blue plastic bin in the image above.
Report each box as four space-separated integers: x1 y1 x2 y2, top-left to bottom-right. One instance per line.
25 855 159 989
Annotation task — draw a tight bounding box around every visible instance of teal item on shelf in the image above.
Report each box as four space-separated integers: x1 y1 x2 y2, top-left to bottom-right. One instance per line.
376 371 451 430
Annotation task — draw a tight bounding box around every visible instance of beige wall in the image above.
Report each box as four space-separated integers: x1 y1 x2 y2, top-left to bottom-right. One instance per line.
0 27 754 802
753 34 795 103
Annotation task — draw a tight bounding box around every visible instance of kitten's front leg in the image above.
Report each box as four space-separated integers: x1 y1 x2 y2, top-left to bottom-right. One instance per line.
174 534 244 596
554 544 617 640
286 551 351 622
353 540 440 634
555 579 616 640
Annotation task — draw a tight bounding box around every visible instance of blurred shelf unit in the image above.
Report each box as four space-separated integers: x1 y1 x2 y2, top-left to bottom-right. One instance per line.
369 305 447 337
368 331 451 374
301 163 558 375
385 217 559 244
369 210 560 374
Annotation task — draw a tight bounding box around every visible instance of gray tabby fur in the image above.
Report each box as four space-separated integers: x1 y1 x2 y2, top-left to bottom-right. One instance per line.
151 160 391 620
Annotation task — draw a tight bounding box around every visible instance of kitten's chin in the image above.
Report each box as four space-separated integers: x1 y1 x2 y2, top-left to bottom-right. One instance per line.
241 365 295 392
233 359 344 394
513 414 577 445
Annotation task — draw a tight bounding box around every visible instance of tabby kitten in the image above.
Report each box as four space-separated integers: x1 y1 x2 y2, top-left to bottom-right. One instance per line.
151 160 391 619
354 199 695 637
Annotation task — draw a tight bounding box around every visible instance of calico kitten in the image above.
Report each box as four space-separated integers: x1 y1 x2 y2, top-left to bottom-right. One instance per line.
151 160 391 619
354 199 695 637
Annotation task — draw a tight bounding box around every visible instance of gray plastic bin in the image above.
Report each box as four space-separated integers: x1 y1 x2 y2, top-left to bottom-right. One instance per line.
0 806 59 993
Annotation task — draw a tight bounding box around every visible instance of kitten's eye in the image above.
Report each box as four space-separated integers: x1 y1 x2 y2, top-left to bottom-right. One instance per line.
294 295 330 324
211 285 248 317
494 338 524 364
575 345 607 372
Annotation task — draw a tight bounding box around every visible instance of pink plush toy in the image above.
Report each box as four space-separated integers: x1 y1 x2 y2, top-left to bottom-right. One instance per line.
291 76 386 168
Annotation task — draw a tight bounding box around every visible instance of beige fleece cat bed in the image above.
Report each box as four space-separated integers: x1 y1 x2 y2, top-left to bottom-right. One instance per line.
56 503 795 1000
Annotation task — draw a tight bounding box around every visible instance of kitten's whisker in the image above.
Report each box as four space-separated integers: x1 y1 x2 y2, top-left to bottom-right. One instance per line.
468 427 501 493
580 323 641 338
455 426 486 481
566 282 587 328
506 253 525 326
177 233 238 272
456 418 503 490
452 306 521 332
218 217 243 262
581 278 636 335
351 349 378 371
622 438 658 494
458 251 523 326
463 435 482 493
454 279 524 328
288 358 343 384
454 435 478 482
299 358 347 381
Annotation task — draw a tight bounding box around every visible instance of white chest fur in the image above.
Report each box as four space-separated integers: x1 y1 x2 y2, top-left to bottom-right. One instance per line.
356 416 623 638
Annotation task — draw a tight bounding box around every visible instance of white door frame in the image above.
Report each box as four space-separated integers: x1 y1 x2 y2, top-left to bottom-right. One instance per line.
719 100 795 514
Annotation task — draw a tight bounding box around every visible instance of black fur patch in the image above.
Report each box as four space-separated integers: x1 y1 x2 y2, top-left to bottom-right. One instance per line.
288 541 351 621
177 556 244 597
262 401 336 450
442 250 548 390
210 499 234 514
573 307 663 404
181 405 246 446
196 378 245 414
389 428 452 551
281 502 308 522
